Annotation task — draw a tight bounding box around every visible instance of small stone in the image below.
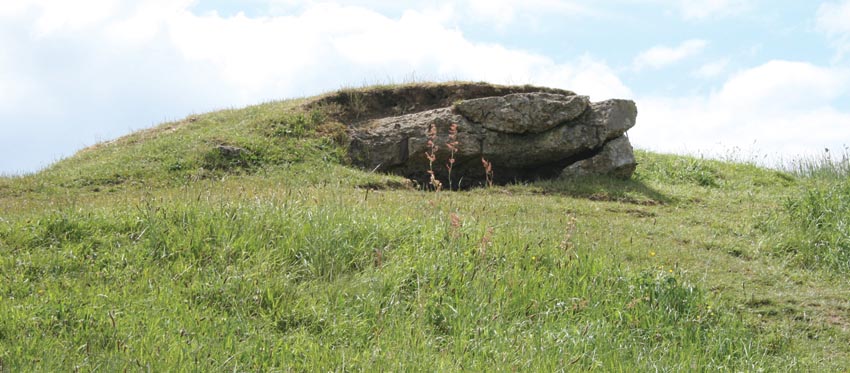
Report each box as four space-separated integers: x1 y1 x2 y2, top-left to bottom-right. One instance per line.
216 145 247 158
561 136 637 179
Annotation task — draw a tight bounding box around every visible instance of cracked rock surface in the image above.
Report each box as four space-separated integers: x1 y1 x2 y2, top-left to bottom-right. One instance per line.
342 84 638 186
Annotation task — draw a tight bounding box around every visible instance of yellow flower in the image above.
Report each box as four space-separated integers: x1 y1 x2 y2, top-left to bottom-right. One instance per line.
649 251 656 257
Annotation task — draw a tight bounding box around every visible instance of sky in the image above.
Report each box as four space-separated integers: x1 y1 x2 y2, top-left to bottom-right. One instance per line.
1 0 849 175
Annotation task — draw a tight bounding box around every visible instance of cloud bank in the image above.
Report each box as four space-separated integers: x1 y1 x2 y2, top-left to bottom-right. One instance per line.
631 60 850 163
0 1 628 173
0 0 848 174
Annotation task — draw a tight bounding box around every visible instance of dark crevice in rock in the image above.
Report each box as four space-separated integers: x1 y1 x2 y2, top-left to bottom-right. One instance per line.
402 145 609 189
397 136 409 164
493 146 604 184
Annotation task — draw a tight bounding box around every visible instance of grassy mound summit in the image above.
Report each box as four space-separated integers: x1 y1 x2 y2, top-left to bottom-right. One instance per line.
1 82 848 371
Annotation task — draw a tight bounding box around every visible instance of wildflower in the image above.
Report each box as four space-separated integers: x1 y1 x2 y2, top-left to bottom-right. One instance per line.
479 227 494 258
446 123 459 189
446 123 459 153
649 251 656 257
425 123 441 191
450 213 461 228
481 157 494 187
449 213 461 239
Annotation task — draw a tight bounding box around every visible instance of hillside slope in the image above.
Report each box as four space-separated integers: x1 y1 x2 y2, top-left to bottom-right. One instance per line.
1 82 848 371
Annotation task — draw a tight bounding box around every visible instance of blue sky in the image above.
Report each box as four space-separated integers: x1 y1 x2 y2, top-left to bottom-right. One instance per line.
1 0 849 174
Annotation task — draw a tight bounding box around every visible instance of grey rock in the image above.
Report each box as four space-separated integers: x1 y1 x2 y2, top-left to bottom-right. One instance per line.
574 99 638 141
348 108 480 176
561 136 637 179
455 93 589 134
481 122 600 168
347 91 638 186
216 145 248 158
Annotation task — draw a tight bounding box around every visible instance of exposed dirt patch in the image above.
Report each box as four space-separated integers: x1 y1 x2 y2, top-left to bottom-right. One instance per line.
306 81 575 125
356 179 416 191
588 193 664 206
606 207 657 218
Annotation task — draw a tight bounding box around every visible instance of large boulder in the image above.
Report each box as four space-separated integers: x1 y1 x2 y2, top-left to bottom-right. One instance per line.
455 93 590 134
346 88 638 187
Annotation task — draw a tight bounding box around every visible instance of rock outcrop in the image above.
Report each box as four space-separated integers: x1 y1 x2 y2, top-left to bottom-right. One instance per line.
332 83 638 187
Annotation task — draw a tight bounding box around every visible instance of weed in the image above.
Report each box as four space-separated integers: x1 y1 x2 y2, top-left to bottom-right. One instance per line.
449 212 462 240
787 146 850 180
481 157 494 188
560 214 578 254
425 123 442 192
636 155 721 187
345 90 368 119
201 144 256 171
445 123 459 190
478 226 493 259
781 178 850 272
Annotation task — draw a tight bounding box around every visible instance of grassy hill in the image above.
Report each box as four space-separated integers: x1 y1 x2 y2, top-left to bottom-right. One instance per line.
1 83 848 371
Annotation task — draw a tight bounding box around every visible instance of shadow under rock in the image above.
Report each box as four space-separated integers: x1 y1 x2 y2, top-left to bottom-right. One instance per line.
525 176 673 206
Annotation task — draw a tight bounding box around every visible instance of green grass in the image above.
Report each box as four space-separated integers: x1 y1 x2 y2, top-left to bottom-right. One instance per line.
1 83 849 371
773 155 850 273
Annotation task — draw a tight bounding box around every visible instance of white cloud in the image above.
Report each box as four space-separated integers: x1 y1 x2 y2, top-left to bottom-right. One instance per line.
0 2 29 17
464 0 593 25
106 0 194 43
0 0 121 36
816 0 850 35
643 0 752 20
266 0 595 27
694 58 729 78
0 0 632 174
630 60 850 164
677 0 752 20
157 3 628 100
633 39 708 70
0 0 629 103
816 0 850 60
534 56 633 100
715 60 848 110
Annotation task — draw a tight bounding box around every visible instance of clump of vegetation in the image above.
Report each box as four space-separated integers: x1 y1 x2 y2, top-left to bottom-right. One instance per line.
786 147 850 181
782 179 850 272
635 154 722 187
775 150 850 273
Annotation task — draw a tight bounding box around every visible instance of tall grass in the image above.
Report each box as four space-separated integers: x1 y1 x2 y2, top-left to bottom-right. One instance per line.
0 191 768 370
783 179 850 272
780 152 850 272
773 147 850 273
786 147 850 180
4 85 848 370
